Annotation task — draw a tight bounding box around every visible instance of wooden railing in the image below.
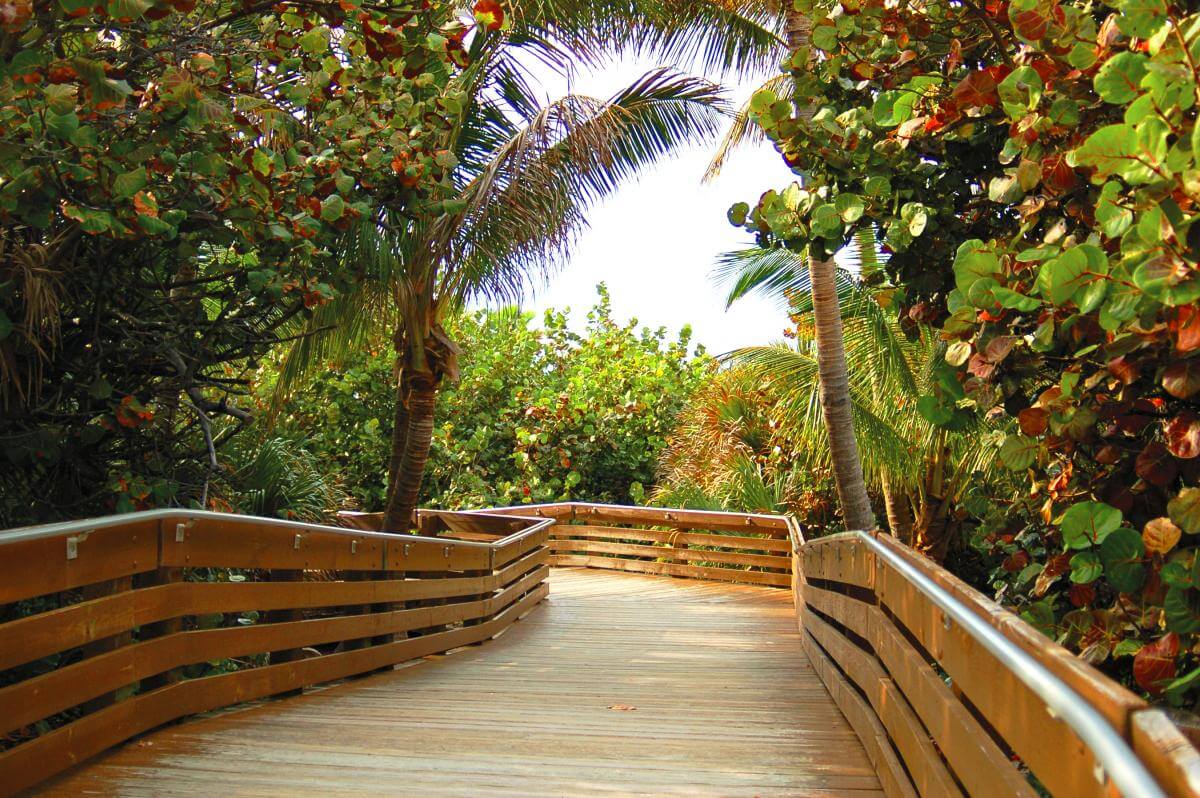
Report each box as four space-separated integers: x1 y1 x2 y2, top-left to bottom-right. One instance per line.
0 508 550 795
798 531 1200 798
476 502 798 587
5 501 1200 797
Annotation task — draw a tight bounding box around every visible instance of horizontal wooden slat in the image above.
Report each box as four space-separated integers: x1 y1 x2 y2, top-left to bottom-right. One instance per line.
0 519 159 604
493 525 551 568
799 581 1032 797
570 504 790 534
803 609 963 798
549 538 790 570
870 534 1144 734
874 555 1102 798
1132 709 1200 798
802 535 875 588
0 548 549 673
552 555 789 587
0 583 548 795
801 629 917 798
554 524 792 553
0 565 549 737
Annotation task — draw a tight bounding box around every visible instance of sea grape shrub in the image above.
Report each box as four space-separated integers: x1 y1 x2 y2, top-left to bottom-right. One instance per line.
0 0 464 521
733 0 1200 702
267 289 712 511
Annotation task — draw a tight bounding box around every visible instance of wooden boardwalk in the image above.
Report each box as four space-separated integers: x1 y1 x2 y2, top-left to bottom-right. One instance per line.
39 568 881 797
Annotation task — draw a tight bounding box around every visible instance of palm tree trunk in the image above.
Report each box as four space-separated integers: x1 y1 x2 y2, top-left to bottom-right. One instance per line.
809 256 876 531
382 372 437 532
383 367 410 513
787 8 876 532
881 477 913 543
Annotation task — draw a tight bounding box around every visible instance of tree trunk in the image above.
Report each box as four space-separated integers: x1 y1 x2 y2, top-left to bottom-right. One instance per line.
881 477 914 543
787 7 876 532
809 256 876 531
382 372 438 532
383 366 410 513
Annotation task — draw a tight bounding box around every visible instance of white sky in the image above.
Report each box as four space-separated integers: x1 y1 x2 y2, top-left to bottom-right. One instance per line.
510 56 798 357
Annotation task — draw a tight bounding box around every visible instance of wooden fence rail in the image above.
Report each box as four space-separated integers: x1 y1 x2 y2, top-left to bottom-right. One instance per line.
5 502 1200 797
798 530 1200 798
0 509 551 796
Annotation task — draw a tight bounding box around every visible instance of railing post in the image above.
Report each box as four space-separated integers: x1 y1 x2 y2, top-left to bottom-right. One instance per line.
79 574 134 712
266 568 304 697
136 565 185 692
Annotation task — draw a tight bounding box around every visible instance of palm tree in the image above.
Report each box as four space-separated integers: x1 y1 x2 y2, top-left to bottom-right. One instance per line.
717 241 1000 557
701 4 875 532
272 3 789 530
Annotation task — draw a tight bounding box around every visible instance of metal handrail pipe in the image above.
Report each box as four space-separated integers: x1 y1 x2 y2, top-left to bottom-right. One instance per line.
857 530 1166 798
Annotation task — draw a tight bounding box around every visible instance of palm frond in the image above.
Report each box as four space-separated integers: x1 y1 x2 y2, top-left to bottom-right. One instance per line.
440 68 728 305
714 243 810 310
705 73 793 181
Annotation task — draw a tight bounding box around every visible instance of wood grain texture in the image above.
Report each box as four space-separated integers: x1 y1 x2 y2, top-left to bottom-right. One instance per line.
37 568 881 798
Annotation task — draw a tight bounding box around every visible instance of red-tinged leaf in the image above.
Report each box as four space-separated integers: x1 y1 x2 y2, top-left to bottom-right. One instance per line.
984 335 1016 363
1019 407 1049 436
1133 633 1178 695
1042 153 1077 194
1165 412 1200 459
1107 355 1138 385
1136 442 1179 487
1170 305 1200 353
952 69 999 109
473 0 503 30
1163 360 1200 399
1003 550 1030 572
968 352 996 379
1069 582 1096 607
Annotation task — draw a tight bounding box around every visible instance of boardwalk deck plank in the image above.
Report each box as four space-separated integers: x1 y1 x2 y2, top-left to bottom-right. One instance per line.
39 569 882 797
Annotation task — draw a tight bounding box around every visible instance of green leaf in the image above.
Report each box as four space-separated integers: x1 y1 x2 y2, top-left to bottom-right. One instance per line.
998 66 1043 118
727 202 749 226
998 434 1038 471
1094 52 1149 104
1075 123 1163 184
1099 527 1145 592
45 111 79 139
0 310 12 341
1036 245 1107 306
1070 551 1103 584
1060 501 1124 550
992 286 1042 311
299 26 330 55
1169 487 1200 535
320 194 345 222
1096 181 1133 238
812 25 839 52
1133 258 1200 306
1115 0 1168 38
952 239 1001 294
112 166 147 199
1165 587 1200 634
835 193 864 223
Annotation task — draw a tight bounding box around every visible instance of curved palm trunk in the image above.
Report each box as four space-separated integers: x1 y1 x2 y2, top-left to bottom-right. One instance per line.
881 477 914 543
383 367 410 513
809 256 876 531
382 372 438 532
787 9 876 532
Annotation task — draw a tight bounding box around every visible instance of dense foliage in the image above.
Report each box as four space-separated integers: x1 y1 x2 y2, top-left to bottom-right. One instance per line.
267 287 712 510
734 0 1200 702
0 0 462 525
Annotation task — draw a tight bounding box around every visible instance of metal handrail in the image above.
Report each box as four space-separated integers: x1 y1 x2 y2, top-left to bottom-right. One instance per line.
854 530 1165 798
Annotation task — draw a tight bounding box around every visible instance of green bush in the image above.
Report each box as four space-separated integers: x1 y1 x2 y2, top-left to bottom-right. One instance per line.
267 286 712 510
